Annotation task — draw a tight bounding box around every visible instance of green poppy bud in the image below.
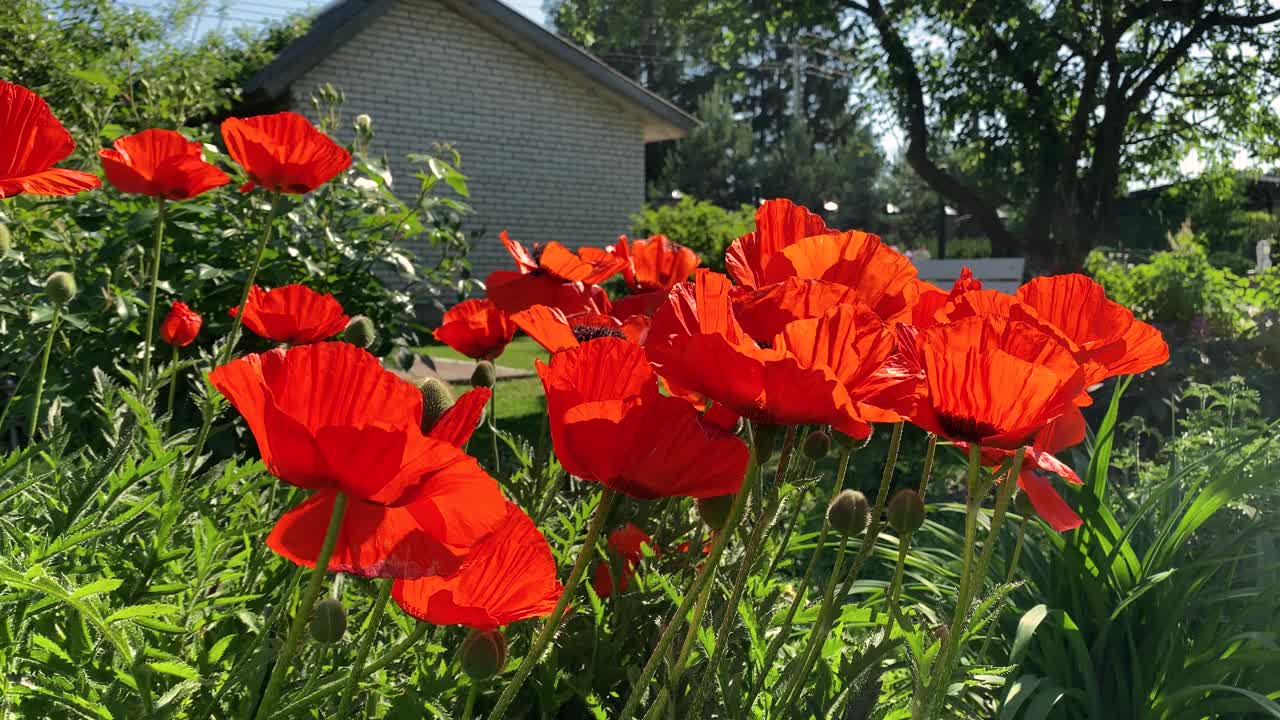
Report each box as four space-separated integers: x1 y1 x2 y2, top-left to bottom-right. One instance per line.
45 271 76 306
343 315 376 348
802 430 831 460
1013 489 1036 518
419 378 455 433
754 423 778 462
827 490 869 537
696 494 734 530
0 224 12 254
471 360 496 388
310 597 347 644
459 628 507 680
887 489 926 534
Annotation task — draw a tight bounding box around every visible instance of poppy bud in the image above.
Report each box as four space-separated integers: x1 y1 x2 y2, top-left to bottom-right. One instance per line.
310 597 347 644
353 113 373 133
343 315 375 348
828 490 869 537
471 360 496 388
419 378 455 432
45 272 76 305
459 628 507 680
1013 490 1036 518
0 224 11 253
802 430 831 460
754 423 778 462
887 489 926 534
696 494 734 530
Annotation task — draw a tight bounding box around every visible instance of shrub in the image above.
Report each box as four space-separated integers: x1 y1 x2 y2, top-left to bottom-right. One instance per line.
629 196 755 272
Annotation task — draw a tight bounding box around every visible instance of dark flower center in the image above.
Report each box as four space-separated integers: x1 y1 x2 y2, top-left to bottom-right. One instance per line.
936 412 1003 444
572 325 626 343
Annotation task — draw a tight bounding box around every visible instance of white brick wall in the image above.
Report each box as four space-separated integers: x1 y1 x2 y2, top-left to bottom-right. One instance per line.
288 0 647 284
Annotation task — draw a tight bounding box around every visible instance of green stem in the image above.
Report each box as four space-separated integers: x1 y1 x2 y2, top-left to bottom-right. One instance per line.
252 492 349 720
782 535 850 713
28 304 61 446
616 455 757 720
978 514 1029 661
141 198 167 392
133 651 156 718
461 682 480 720
336 578 393 717
918 434 938 494
489 381 500 474
641 576 717 720
488 489 618 720
164 345 180 435
883 529 913 641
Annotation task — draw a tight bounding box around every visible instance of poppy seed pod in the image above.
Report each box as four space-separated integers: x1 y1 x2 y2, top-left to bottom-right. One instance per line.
696 494 734 530
827 490 869 537
754 423 778 462
471 360 496 388
343 315 375 348
887 489 926 534
1013 489 1036 518
802 430 831 460
310 597 347 644
45 272 76 305
460 628 507 680
419 378 455 433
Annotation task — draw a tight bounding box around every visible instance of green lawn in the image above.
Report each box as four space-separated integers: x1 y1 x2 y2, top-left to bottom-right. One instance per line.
418 337 548 440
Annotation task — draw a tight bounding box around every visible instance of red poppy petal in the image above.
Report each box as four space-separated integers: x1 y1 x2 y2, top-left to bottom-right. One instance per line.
500 230 540 273
3 168 101 198
435 299 515 360
428 387 491 447
0 81 76 179
1026 447 1081 485
732 279 863 341
1017 471 1083 531
511 305 579 353
400 453 507 555
725 199 829 289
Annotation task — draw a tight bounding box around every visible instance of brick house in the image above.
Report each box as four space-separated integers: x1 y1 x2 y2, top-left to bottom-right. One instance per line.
241 0 696 285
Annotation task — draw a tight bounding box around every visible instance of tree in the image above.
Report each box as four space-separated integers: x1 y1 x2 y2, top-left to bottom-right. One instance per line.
652 82 755 208
839 0 1280 268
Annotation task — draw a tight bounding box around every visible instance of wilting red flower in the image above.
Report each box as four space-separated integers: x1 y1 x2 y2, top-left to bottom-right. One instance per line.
210 342 506 577
537 336 749 499
1015 274 1169 381
392 501 562 628
160 301 202 347
99 129 229 199
512 304 645 353
646 270 876 437
592 524 654 598
220 112 351 194
614 234 700 291
908 316 1085 449
724 199 829 290
230 284 350 345
0 81 100 199
486 231 621 315
434 299 516 360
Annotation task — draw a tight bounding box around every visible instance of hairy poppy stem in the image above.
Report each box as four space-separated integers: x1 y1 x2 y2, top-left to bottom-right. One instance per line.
882 529 913 642
977 513 1029 662
253 491 348 720
164 345 180 434
489 384 500 474
140 198 167 393
617 454 757 720
460 682 480 720
27 303 61 450
640 575 716 720
918 433 938 494
488 489 618 720
335 578 393 717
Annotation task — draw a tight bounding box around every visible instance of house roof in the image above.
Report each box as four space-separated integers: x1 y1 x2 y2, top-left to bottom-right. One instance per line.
241 0 697 142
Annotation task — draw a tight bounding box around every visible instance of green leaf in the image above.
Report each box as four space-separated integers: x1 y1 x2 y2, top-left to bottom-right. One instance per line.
1008 604 1048 664
106 603 179 624
148 660 200 681
31 632 72 663
70 577 123 600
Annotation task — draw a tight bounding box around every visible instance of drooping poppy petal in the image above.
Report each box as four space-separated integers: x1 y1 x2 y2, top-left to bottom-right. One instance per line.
220 112 350 194
616 234 700 291
538 336 750 499
762 231 923 323
725 199 829 289
0 81 100 199
229 284 350 345
392 502 563 628
99 128 229 199
1016 471 1083 531
426 387 491 447
434 298 516 360
160 300 202 347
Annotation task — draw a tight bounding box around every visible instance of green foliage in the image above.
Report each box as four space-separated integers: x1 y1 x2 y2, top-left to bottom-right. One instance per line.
651 82 755 208
629 196 755 272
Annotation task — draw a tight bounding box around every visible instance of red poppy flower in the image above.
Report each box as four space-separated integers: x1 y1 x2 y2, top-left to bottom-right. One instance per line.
220 112 351 194
912 267 981 327
99 129 229 199
645 270 873 437
759 230 925 324
512 304 644 353
160 301 202 347
392 501 562 629
486 231 622 315
1015 274 1169 380
591 523 654 597
537 336 749 499
210 342 506 577
908 316 1085 449
434 299 516 360
731 278 866 341
230 284 350 345
725 199 829 290
0 81 100 199
614 234 700 292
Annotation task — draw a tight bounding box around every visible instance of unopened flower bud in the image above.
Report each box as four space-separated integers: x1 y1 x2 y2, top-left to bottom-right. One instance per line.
343 315 375 348
1013 490 1036 518
45 271 76 305
828 490 869 537
0 224 12 253
459 628 507 680
471 360 496 388
802 430 831 460
353 113 372 133
754 423 778 462
419 378 455 432
310 597 347 644
696 494 734 530
887 489 926 534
